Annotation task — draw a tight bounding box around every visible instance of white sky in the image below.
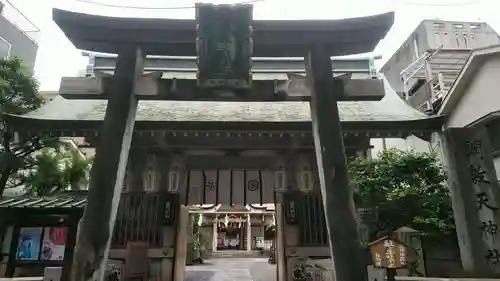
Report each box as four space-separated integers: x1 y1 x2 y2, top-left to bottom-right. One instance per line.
7 0 499 91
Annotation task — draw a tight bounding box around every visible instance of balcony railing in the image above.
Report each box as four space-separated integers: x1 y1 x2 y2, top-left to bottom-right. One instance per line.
406 72 452 114
0 0 40 44
407 82 432 112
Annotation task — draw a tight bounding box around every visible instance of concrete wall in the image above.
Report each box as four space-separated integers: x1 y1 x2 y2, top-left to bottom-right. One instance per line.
442 54 500 188
446 56 500 128
0 15 37 70
424 21 500 51
380 23 428 94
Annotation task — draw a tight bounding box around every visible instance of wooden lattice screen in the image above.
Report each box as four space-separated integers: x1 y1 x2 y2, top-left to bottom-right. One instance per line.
112 192 177 247
296 194 328 246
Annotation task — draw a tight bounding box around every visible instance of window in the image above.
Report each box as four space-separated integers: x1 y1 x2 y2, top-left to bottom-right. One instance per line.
452 23 464 29
15 227 68 261
470 23 481 29
433 22 445 28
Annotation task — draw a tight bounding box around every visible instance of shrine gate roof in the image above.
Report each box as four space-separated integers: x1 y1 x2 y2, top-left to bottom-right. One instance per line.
4 95 443 132
52 8 394 57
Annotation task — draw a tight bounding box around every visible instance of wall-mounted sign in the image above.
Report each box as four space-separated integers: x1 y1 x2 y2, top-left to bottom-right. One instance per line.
195 3 253 90
41 227 67 261
161 194 178 225
369 237 408 269
284 193 298 225
16 227 68 261
16 227 43 261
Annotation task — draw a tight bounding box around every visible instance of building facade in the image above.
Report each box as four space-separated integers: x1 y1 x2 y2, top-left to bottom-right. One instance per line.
381 20 500 105
372 22 500 276
189 204 275 255
0 0 39 70
372 20 500 158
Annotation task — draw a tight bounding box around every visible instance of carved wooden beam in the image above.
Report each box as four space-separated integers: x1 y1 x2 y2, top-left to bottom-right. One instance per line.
59 76 385 101
280 73 382 101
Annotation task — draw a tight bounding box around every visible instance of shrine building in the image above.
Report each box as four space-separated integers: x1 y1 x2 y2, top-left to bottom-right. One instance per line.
4 5 495 281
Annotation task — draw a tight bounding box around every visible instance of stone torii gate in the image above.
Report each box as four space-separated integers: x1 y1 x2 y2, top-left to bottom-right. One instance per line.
51 5 394 281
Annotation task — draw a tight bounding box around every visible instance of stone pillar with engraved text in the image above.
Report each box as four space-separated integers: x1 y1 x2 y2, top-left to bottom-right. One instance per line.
440 127 500 277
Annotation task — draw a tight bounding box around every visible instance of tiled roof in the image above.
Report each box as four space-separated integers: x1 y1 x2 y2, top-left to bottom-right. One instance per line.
0 195 87 209
20 95 431 123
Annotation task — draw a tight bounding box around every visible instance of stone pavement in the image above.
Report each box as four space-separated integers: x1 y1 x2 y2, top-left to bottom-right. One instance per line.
184 258 277 281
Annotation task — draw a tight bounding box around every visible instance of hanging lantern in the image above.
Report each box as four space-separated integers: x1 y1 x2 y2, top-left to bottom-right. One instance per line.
296 156 314 193
274 165 287 192
224 214 229 228
143 155 157 192
168 158 184 193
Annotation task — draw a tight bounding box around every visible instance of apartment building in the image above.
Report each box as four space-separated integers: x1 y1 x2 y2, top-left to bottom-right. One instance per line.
374 20 500 180
0 0 39 70
380 20 500 114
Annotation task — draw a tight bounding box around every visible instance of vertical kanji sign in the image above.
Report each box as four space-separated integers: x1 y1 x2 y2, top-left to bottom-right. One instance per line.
443 127 500 277
466 134 500 271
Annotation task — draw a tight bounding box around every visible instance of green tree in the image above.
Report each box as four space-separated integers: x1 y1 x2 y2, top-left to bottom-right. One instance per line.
0 57 54 195
20 146 92 196
349 148 454 243
0 57 43 114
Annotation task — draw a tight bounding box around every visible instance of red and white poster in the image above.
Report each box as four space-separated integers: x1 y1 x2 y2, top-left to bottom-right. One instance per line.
40 227 67 261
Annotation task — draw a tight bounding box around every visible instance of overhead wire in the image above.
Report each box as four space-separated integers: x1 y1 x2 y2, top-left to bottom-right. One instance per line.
399 0 486 6
70 0 266 10
68 0 488 9
9 0 490 9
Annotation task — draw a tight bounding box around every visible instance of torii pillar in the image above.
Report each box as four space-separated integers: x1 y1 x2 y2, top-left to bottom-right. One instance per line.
69 46 145 281
307 45 368 281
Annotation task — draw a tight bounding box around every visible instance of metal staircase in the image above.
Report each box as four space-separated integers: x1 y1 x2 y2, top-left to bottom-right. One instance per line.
400 46 471 113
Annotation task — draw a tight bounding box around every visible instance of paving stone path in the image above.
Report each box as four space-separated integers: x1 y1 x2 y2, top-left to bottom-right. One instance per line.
184 258 277 281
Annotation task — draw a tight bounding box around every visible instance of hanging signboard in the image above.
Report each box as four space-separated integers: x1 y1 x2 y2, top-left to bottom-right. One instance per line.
196 3 253 90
